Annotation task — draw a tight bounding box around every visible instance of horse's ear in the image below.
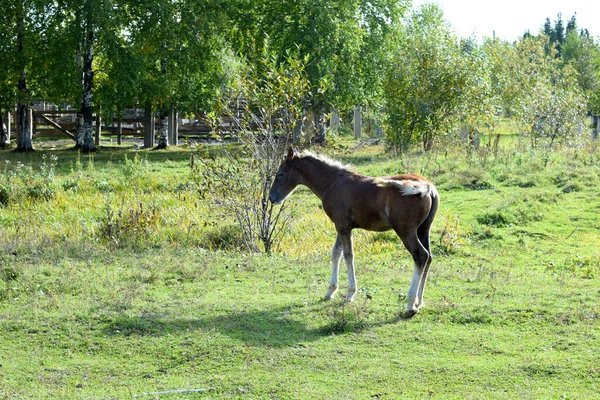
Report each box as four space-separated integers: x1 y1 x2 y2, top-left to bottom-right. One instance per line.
286 146 295 161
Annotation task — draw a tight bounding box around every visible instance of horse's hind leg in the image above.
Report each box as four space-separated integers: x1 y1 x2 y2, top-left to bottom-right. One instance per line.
416 224 433 309
398 231 430 316
325 234 343 300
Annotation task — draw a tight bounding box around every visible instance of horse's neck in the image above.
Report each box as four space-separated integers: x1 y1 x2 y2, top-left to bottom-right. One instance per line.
298 158 347 200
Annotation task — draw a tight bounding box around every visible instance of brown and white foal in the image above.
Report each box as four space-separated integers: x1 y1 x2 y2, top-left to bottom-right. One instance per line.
269 147 439 317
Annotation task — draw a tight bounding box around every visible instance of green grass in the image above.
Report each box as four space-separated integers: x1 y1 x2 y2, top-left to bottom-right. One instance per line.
1 132 600 398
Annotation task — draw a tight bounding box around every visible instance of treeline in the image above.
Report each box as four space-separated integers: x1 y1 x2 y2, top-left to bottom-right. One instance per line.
0 1 599 152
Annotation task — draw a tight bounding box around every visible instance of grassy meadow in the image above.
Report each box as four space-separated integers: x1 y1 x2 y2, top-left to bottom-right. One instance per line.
1 129 600 398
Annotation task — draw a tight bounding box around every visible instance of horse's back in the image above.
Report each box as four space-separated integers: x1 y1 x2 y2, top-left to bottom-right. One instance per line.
323 174 433 233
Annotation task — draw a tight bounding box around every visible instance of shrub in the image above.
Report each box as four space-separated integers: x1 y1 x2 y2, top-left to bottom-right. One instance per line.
191 48 309 253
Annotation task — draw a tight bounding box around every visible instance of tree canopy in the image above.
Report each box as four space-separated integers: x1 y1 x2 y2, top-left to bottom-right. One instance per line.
0 0 598 151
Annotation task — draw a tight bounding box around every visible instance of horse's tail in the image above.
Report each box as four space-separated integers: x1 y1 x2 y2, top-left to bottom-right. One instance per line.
377 177 439 231
424 183 439 228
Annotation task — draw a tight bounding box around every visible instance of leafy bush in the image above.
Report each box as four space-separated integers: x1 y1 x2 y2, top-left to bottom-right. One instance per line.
384 5 494 152
191 48 309 253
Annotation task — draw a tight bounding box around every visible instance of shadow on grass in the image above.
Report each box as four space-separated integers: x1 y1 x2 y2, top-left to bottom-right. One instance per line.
102 301 404 347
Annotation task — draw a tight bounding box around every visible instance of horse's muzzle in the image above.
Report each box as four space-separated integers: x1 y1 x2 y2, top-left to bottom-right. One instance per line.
269 192 282 205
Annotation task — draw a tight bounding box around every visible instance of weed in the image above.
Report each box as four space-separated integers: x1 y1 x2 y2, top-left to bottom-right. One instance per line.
97 199 161 249
437 214 470 255
1 266 19 282
0 154 58 204
0 183 8 206
324 298 371 334
547 254 599 279
470 225 502 242
476 197 544 227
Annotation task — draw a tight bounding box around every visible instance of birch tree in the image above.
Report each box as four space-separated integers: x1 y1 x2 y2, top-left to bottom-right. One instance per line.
1 0 49 152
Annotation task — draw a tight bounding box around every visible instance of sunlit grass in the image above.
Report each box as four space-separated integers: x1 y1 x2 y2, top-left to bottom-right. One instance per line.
1 128 600 398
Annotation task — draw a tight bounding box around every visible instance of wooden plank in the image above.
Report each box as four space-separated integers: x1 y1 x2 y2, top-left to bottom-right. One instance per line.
37 114 76 141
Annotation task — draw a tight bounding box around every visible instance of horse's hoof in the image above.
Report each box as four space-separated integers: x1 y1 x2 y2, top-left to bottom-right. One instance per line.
345 294 356 303
403 309 419 319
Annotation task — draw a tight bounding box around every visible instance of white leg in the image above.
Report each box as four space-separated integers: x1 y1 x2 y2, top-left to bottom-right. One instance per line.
399 231 428 317
325 235 343 300
407 264 423 314
416 255 431 309
340 233 357 302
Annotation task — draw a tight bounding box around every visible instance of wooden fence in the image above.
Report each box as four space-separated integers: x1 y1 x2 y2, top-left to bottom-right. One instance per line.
2 102 234 146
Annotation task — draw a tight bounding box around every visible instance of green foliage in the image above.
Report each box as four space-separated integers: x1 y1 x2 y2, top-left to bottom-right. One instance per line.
436 214 470 255
476 197 545 227
192 48 310 253
562 30 600 114
486 35 588 148
384 4 492 152
547 254 600 279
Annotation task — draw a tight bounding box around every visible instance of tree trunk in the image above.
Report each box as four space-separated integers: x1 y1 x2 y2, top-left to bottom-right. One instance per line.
77 0 96 153
155 109 169 149
0 113 9 147
15 13 33 152
75 113 85 147
16 104 33 152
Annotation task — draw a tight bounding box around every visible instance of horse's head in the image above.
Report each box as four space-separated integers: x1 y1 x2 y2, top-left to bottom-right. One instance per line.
269 147 302 205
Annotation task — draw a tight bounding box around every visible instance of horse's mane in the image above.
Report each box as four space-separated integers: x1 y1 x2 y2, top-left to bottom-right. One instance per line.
297 151 354 173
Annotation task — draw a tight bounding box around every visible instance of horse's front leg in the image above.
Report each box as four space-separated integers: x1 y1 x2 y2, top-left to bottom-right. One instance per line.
339 231 357 302
325 234 343 300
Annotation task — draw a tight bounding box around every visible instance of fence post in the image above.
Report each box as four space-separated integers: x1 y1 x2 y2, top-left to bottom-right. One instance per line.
353 105 361 139
117 119 122 145
168 104 179 146
7 111 11 141
331 108 340 134
144 104 155 148
375 122 383 138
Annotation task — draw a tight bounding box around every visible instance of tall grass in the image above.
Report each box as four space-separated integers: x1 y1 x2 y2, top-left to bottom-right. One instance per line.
1 133 598 257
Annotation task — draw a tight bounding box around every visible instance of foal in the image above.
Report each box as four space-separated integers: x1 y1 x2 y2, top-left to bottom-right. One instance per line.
269 147 439 316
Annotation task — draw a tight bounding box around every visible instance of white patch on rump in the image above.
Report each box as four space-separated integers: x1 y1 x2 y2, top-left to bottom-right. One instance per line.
375 178 435 197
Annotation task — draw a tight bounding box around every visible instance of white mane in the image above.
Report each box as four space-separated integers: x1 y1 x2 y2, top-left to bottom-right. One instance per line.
298 151 354 172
